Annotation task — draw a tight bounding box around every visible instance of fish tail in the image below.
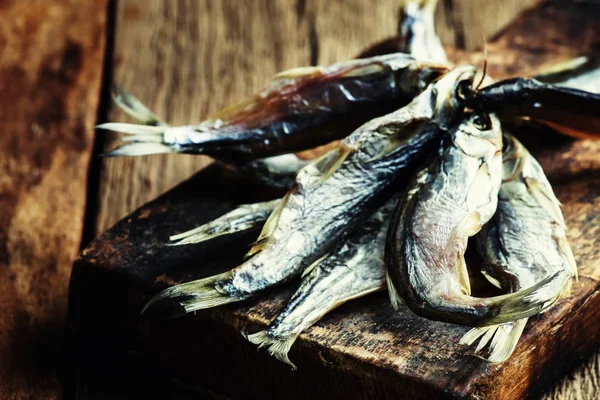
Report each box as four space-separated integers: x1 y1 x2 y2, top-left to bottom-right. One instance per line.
96 122 178 156
460 318 528 363
168 200 279 246
111 84 167 127
400 0 437 11
442 270 573 326
245 330 298 370
142 271 243 318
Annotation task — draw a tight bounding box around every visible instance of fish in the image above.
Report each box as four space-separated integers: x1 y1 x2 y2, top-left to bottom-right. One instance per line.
459 134 577 362
398 0 449 65
236 154 309 189
471 78 600 140
245 201 393 369
107 85 309 188
535 56 600 94
142 65 476 318
168 199 279 246
98 54 448 161
386 111 567 327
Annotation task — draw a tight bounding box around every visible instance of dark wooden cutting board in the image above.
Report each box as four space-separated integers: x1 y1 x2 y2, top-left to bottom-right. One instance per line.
69 1 600 399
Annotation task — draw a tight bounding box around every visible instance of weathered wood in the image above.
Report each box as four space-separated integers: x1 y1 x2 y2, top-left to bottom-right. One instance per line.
0 0 107 398
72 1 600 398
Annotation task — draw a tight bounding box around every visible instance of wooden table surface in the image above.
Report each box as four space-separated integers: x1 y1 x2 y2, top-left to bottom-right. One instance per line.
1 0 599 398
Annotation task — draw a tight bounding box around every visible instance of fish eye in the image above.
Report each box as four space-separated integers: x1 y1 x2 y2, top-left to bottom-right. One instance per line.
455 80 473 102
472 113 492 130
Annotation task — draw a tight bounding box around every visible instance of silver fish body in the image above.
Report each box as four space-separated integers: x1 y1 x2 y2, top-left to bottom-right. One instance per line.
460 134 577 362
246 201 393 368
143 66 476 317
386 111 503 324
387 110 567 327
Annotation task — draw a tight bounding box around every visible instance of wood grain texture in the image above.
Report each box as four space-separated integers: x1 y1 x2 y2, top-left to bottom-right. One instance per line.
73 1 600 398
0 0 107 398
433 0 540 50
94 0 537 236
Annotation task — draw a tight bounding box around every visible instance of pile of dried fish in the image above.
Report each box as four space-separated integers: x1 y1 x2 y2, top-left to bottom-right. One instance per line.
99 0 600 367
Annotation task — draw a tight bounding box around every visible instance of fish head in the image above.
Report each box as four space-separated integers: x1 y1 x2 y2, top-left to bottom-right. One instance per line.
452 112 502 159
431 65 476 129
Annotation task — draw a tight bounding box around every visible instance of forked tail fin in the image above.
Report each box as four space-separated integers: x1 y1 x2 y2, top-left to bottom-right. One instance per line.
460 318 528 363
111 85 167 126
141 271 246 318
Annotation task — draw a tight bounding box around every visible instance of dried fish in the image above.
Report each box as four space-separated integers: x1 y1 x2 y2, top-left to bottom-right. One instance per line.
246 201 392 369
107 85 309 188
471 78 600 140
169 199 279 246
460 134 576 362
386 111 566 326
535 56 600 94
398 0 448 64
99 54 448 161
142 66 475 318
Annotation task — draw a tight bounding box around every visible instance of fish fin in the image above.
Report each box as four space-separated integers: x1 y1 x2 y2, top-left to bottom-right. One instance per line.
97 123 177 156
169 200 277 246
461 319 527 363
456 254 472 296
111 85 167 126
459 325 489 346
459 325 496 352
458 211 483 237
245 331 298 370
247 194 289 258
385 271 403 310
446 212 480 295
558 236 578 282
339 63 386 78
311 144 355 184
142 271 241 317
368 118 429 162
96 122 165 135
525 177 563 222
467 163 493 211
274 66 325 80
481 270 503 289
102 143 176 157
301 253 329 278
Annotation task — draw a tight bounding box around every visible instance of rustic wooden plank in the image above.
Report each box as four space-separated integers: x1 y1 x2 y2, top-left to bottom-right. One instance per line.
72 1 600 399
0 0 107 398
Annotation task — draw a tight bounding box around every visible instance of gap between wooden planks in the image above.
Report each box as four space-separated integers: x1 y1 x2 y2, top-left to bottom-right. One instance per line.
0 0 107 398
91 0 598 399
